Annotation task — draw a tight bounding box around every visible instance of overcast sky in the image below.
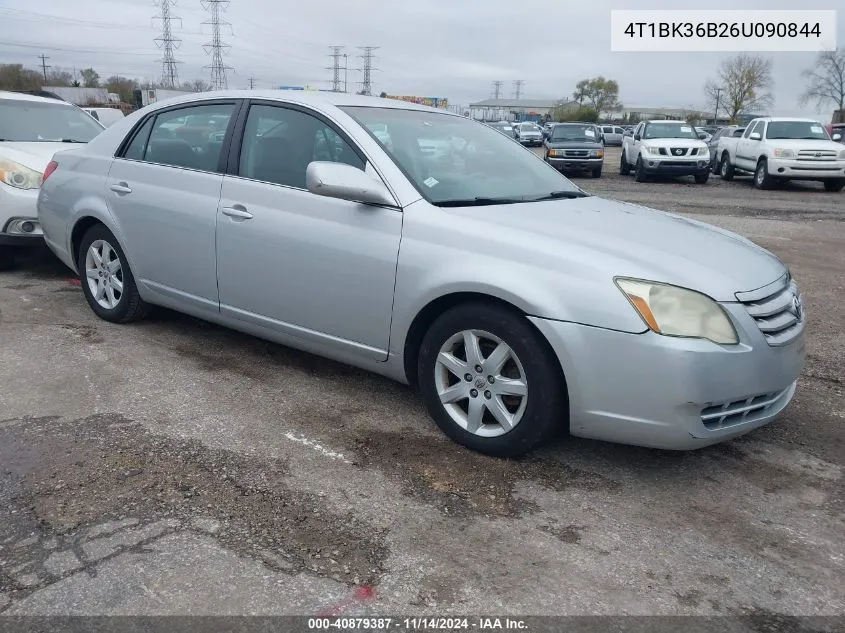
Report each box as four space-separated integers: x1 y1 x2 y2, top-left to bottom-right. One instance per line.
0 0 842 116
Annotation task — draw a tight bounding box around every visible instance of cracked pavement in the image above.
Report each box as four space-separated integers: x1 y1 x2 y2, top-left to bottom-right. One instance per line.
0 150 843 617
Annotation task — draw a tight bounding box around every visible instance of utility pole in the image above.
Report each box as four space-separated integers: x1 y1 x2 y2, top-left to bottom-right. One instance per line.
248 77 256 89
357 46 379 96
513 80 524 99
713 87 724 124
492 80 503 99
202 0 233 90
326 46 344 92
153 0 182 89
343 53 348 93
38 54 50 81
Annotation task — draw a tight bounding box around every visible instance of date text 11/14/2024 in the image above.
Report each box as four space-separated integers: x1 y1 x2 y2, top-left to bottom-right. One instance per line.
307 617 529 630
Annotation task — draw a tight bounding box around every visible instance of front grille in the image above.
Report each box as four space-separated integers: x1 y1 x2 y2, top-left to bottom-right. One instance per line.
796 150 837 161
565 150 589 157
737 276 805 346
700 387 791 430
669 147 688 156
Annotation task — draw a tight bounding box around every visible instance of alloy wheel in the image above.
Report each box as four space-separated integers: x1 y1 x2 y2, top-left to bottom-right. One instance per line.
434 329 528 437
85 239 124 310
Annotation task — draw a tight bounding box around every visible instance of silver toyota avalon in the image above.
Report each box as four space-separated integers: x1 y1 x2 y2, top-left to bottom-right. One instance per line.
37 92 806 457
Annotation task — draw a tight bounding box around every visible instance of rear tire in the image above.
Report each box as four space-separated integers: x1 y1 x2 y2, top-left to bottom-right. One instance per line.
619 150 631 175
417 302 567 458
754 159 774 190
634 156 647 182
77 224 150 323
0 248 16 272
720 153 735 180
823 179 845 192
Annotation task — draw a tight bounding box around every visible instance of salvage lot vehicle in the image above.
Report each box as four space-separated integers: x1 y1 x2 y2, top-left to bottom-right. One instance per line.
514 122 543 146
0 90 104 270
621 120 711 184
716 117 845 191
39 92 805 457
707 126 745 173
543 122 604 177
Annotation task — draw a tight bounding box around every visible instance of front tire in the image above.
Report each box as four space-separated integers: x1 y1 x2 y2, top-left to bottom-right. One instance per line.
78 224 150 323
417 302 567 458
591 167 602 178
619 150 631 175
754 159 774 190
823 179 845 192
0 248 16 272
694 172 709 184
634 155 647 182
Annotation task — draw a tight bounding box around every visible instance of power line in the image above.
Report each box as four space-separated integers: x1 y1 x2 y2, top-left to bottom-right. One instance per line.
492 80 503 99
326 46 344 92
37 54 50 80
201 0 233 90
153 0 182 89
513 80 524 100
357 46 378 96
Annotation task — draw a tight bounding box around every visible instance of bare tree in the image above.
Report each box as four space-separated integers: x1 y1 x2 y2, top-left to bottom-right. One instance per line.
800 48 845 119
704 53 773 123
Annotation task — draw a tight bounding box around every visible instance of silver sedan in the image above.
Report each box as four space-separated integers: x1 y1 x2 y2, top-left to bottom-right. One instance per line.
38 91 805 457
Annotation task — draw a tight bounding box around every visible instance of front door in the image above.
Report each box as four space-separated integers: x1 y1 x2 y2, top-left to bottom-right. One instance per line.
215 102 402 360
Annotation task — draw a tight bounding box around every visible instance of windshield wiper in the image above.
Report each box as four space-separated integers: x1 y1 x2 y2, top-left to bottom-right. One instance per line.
60 139 86 143
532 190 590 201
436 197 526 207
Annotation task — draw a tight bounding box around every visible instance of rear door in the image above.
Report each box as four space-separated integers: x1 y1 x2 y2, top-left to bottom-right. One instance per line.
106 100 239 312
215 101 402 361
736 120 762 169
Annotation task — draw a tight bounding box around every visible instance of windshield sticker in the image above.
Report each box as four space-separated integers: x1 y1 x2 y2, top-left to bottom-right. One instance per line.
585 129 595 137
810 125 823 133
423 177 439 188
680 126 693 133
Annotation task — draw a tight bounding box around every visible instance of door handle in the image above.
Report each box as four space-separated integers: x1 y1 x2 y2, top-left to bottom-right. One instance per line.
109 182 132 195
221 205 253 220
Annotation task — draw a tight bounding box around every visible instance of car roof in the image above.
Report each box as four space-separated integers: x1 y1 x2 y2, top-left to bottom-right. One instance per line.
0 90 74 105
145 90 456 116
755 117 823 122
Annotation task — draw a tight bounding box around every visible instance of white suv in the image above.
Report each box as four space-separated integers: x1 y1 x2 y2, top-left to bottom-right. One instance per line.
0 91 104 269
621 120 711 184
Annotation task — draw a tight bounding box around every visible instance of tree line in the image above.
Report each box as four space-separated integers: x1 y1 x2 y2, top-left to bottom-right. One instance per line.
0 63 212 105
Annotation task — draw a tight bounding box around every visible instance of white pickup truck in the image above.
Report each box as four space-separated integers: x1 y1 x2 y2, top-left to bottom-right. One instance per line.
620 120 711 183
715 117 845 191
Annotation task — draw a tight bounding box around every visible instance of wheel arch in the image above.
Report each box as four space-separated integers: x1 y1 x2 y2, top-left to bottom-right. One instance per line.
401 291 569 404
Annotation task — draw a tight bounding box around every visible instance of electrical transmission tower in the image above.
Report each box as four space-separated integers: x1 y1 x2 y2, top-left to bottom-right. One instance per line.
326 46 345 92
513 80 524 99
357 46 379 95
492 80 503 99
202 0 233 90
153 0 182 89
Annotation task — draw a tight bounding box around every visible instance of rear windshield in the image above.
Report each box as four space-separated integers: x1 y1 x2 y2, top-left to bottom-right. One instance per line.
0 99 104 142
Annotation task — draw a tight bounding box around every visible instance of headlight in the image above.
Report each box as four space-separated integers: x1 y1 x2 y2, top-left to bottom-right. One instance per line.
615 278 739 345
838 149 845 159
772 148 794 158
644 145 662 155
591 149 604 158
0 158 42 190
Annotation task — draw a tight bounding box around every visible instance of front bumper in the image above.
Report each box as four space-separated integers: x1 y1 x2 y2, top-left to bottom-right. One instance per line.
0 183 43 247
548 157 603 171
529 305 805 450
641 157 710 175
766 158 845 180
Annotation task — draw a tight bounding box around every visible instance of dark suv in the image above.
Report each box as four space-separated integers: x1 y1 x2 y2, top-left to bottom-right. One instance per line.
543 122 604 177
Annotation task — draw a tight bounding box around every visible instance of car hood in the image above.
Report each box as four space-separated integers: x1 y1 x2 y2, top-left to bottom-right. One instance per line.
764 138 844 152
642 138 708 149
0 142 74 173
546 141 603 150
450 196 785 301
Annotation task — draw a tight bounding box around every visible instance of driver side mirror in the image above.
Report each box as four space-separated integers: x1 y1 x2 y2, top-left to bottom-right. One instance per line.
698 132 708 140
749 132 761 141
833 133 842 141
306 162 396 207
634 134 641 141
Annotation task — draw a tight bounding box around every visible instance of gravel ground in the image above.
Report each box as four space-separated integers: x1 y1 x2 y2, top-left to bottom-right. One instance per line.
0 147 843 619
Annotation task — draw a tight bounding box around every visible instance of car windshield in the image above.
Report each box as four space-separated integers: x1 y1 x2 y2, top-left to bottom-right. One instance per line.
643 123 698 140
342 106 586 206
551 124 598 142
0 100 104 142
766 121 830 140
